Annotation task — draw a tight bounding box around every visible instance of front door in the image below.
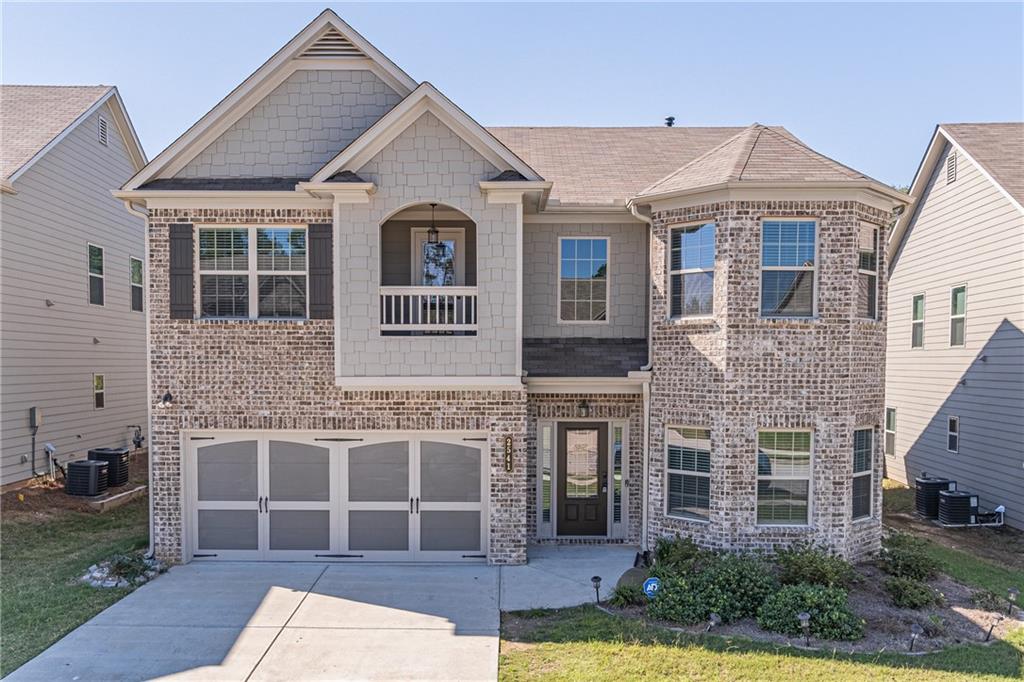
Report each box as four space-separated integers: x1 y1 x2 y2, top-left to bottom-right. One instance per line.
557 423 608 536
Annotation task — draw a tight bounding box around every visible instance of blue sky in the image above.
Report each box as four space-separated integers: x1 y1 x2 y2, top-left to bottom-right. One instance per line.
2 2 1021 186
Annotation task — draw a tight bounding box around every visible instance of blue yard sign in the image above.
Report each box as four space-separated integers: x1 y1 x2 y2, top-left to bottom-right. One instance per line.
642 577 661 599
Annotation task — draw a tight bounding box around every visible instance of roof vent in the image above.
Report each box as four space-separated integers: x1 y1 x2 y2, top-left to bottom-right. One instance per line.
98 116 109 147
300 27 365 58
946 150 957 184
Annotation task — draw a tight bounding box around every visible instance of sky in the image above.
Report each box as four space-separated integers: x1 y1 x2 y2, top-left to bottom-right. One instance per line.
2 2 1021 187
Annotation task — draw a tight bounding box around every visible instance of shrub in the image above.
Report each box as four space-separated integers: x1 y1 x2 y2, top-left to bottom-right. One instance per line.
757 584 864 641
774 542 855 588
608 584 647 608
884 577 942 609
971 589 1006 612
878 532 940 581
649 552 777 625
107 553 149 581
653 535 705 574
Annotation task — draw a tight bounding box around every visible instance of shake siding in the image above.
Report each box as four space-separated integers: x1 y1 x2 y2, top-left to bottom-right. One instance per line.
886 141 1024 528
0 103 146 484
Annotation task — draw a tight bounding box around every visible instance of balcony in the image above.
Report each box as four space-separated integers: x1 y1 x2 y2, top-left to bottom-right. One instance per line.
380 286 478 334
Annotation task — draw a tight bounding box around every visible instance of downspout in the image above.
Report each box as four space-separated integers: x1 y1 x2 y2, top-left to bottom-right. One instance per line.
123 199 155 559
629 200 654 551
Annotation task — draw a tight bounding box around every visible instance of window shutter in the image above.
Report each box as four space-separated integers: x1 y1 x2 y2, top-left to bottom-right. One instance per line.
168 223 194 319
308 223 334 319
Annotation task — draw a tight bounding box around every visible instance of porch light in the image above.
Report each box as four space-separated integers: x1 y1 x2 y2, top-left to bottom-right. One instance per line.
909 623 923 651
706 612 721 632
158 392 174 408
797 611 811 646
1009 587 1019 615
591 575 602 603
577 400 591 418
427 203 440 244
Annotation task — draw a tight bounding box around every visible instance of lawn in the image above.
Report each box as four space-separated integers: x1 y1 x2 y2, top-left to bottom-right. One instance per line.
0 496 149 677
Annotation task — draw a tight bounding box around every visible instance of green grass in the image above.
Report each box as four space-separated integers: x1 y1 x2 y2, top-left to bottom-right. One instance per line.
918 542 1024 596
500 605 1024 681
0 499 149 677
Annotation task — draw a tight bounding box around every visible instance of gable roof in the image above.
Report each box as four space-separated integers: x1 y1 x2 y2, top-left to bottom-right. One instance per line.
889 122 1024 259
310 82 543 183
123 10 416 191
1 85 145 181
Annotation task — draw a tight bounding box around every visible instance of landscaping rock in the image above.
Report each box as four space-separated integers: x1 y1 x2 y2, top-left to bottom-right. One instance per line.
616 566 649 590
77 553 167 589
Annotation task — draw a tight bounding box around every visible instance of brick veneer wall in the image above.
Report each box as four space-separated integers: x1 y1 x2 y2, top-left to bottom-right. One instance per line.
146 207 528 564
646 200 890 560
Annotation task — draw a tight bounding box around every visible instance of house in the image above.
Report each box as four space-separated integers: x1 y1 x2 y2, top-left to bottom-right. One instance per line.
1 85 148 486
115 10 907 564
885 122 1024 529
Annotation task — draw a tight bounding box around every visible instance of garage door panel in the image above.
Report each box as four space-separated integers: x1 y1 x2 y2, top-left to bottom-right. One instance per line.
269 510 331 551
349 510 409 551
198 509 259 550
348 442 409 502
420 441 481 503
268 441 330 502
420 511 480 552
197 441 259 501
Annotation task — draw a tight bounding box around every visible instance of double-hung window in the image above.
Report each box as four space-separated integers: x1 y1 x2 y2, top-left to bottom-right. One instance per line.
950 285 966 346
857 224 879 319
852 428 873 520
559 237 608 322
911 294 925 348
666 427 711 520
669 223 715 317
88 244 104 305
947 416 960 453
756 430 812 525
761 220 816 317
129 257 144 312
198 227 307 319
885 407 896 456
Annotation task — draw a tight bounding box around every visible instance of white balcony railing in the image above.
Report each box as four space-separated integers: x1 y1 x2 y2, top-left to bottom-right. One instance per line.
379 286 478 333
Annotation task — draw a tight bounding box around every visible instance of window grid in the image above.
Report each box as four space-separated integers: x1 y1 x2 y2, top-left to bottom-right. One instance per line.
949 285 967 346
885 407 896 456
857 225 879 320
558 237 609 323
666 427 711 521
911 294 925 348
756 430 812 525
947 416 959 453
760 220 817 317
852 428 873 520
130 256 144 312
613 426 624 524
669 223 715 318
93 373 105 410
88 244 104 306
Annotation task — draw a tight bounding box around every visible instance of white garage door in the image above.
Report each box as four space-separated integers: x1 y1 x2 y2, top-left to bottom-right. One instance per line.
186 433 488 562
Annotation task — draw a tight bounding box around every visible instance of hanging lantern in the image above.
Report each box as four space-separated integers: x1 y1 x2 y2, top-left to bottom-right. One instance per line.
428 203 440 244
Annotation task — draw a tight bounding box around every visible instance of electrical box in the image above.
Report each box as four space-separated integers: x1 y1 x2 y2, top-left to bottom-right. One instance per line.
29 406 42 429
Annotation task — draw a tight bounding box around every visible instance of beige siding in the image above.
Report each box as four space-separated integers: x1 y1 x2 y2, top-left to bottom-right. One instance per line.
886 141 1024 528
0 103 146 484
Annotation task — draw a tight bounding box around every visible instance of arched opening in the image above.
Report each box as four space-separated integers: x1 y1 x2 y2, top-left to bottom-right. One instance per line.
379 203 478 336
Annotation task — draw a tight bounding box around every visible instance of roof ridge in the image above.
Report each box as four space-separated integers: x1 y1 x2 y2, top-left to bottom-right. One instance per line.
638 125 755 195
734 124 765 181
753 126 869 181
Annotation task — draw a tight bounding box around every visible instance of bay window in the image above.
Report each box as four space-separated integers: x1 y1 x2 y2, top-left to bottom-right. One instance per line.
666 427 711 520
669 222 715 317
756 430 812 525
761 220 816 317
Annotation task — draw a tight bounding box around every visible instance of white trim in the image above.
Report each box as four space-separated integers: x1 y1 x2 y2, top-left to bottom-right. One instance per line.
335 376 524 389
524 376 647 394
631 181 909 213
525 210 641 225
515 200 524 377
129 255 144 313
758 217 819 319
668 221 716 320
910 292 925 349
93 373 105 410
946 415 960 454
949 283 967 347
87 242 105 307
755 428 814 528
884 407 897 457
556 236 611 325
664 425 712 523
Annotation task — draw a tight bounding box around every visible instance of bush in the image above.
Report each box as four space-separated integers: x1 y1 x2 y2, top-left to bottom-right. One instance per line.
649 552 777 625
774 542 856 588
971 589 1006 612
878 532 940 581
653 535 706 574
107 553 149 581
757 584 864 641
884 577 942 609
608 584 647 608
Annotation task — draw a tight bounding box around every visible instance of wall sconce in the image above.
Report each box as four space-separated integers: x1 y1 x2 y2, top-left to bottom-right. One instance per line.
158 392 174 408
577 400 591 418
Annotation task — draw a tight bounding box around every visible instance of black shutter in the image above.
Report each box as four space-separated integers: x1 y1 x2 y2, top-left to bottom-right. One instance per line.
308 223 333 319
168 223 194 319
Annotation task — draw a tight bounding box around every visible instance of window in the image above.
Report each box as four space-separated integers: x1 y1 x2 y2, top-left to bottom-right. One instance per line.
911 294 925 348
947 416 959 453
88 244 104 305
852 428 873 520
946 150 957 184
761 220 816 317
613 425 624 524
98 116 108 146
539 423 553 526
756 430 811 525
129 257 144 312
559 237 608 322
857 224 879 319
666 427 711 521
93 374 105 409
950 285 966 346
198 227 307 319
669 223 715 317
885 407 896 456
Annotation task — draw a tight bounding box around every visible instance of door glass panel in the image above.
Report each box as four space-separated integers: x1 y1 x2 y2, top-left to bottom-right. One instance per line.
349 511 408 550
420 441 480 502
565 429 599 498
422 240 456 286
197 441 258 501
420 511 480 551
348 442 408 501
269 441 330 501
269 510 330 551
197 510 258 550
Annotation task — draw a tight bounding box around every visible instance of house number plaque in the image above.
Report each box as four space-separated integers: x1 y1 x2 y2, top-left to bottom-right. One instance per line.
503 435 513 472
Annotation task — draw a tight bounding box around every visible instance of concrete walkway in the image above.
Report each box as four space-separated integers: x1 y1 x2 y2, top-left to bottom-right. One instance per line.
6 545 636 681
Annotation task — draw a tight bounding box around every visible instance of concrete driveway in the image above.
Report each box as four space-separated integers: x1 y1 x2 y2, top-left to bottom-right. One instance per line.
6 563 500 681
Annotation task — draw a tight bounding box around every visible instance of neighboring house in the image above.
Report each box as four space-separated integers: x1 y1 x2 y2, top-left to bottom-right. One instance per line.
0 85 148 486
886 122 1024 529
115 10 906 565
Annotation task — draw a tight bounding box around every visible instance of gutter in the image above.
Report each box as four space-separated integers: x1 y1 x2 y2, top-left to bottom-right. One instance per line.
629 200 655 552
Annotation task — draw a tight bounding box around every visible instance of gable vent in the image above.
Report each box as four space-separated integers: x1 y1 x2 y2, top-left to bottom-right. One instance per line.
946 150 957 184
299 28 365 58
98 116 109 146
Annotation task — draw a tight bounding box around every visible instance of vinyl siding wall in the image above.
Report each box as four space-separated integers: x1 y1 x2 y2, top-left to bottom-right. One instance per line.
886 141 1024 528
0 103 146 484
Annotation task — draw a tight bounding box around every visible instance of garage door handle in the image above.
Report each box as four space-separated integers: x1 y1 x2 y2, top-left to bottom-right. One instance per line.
415 497 419 514
410 497 414 514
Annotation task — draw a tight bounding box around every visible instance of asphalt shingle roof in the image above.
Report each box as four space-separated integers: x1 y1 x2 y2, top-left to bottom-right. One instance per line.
1 85 111 180
941 123 1024 206
523 338 648 378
